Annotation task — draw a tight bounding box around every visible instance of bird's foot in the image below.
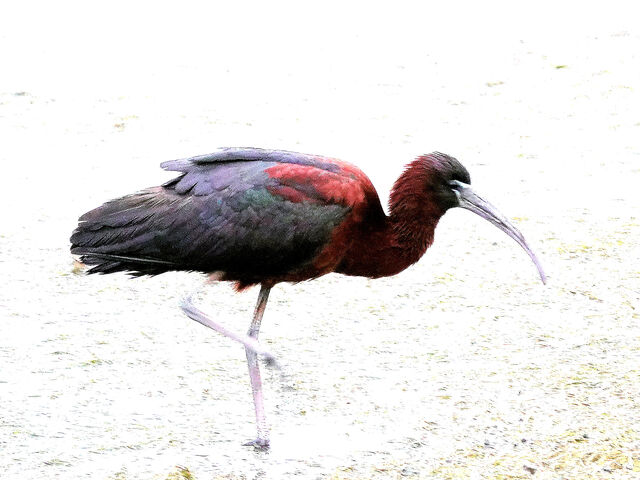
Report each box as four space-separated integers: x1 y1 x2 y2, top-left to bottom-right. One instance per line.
262 353 280 370
243 438 270 451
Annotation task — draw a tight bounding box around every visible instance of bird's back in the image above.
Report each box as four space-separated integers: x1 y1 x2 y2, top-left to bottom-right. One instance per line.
71 148 384 287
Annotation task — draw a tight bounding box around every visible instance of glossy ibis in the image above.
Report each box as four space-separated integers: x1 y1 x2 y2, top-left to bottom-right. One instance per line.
70 147 546 448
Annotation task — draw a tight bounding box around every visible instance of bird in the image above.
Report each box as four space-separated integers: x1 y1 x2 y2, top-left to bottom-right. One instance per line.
70 147 546 449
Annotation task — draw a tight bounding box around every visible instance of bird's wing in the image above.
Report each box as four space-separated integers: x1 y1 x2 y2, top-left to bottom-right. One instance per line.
163 147 383 212
160 147 344 172
71 149 378 282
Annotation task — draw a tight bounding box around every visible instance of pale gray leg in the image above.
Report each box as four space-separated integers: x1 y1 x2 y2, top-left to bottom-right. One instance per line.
180 296 278 367
179 285 274 449
242 284 271 449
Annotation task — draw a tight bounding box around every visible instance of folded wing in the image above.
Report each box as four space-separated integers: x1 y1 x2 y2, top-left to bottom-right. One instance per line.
70 149 376 283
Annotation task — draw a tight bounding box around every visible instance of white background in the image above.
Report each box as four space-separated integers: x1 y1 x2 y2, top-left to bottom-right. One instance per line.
1 1 639 479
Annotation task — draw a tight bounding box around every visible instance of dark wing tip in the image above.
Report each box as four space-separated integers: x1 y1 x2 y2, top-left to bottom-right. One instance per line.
160 147 325 172
161 148 271 172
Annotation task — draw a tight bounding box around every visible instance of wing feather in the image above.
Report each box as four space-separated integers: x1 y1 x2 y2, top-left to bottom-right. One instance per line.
71 150 361 281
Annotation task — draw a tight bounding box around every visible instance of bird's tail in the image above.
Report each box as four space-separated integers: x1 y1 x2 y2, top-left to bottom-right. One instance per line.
70 187 180 276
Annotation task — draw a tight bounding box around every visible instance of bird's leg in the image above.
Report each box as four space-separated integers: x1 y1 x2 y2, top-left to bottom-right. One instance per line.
243 284 271 449
180 296 278 368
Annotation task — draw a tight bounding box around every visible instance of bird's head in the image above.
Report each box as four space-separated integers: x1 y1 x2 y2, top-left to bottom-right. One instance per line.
410 152 547 284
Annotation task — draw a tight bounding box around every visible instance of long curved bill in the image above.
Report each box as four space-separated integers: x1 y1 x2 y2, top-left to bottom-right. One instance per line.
451 181 547 284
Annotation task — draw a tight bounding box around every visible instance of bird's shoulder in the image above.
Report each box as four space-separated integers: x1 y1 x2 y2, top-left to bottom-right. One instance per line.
161 148 379 209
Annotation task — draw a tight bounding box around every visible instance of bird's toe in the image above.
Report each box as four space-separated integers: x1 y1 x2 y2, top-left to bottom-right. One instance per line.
242 438 270 450
179 296 194 313
262 354 281 370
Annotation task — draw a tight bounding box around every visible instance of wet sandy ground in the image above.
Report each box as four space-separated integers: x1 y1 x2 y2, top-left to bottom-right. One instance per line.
1 3 639 479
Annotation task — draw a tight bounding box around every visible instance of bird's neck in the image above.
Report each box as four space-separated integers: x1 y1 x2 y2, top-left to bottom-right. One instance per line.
337 164 447 278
